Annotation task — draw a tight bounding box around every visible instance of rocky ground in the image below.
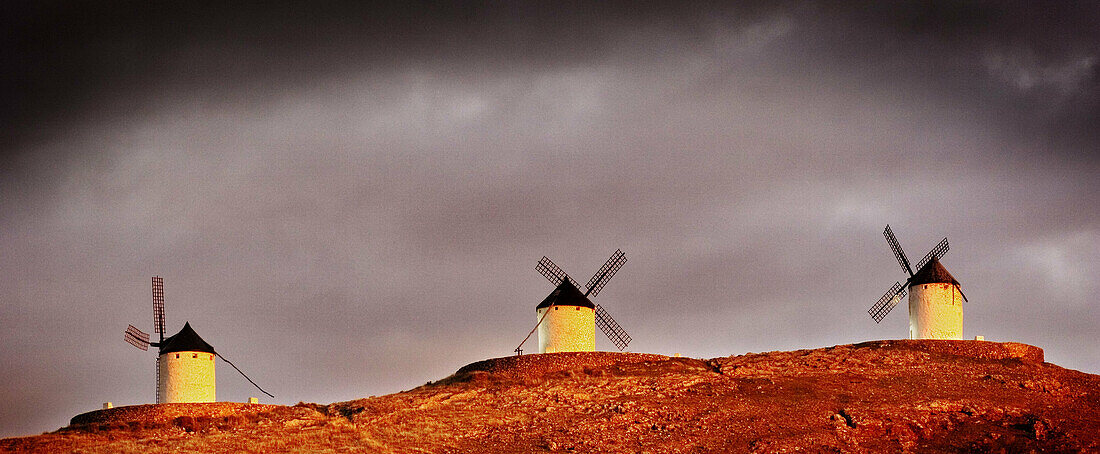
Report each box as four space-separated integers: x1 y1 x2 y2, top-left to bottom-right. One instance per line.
3 340 1098 453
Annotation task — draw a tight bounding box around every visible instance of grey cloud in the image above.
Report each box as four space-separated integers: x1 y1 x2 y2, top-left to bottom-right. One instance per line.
1 1 1098 438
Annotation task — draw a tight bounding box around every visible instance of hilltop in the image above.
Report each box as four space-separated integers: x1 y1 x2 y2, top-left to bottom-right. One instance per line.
3 340 1099 452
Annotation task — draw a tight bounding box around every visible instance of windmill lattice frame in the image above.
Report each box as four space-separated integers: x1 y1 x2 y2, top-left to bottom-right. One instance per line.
123 276 274 402
868 225 964 323
517 249 633 353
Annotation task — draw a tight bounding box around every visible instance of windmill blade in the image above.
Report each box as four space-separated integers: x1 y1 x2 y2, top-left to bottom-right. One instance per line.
536 256 579 289
594 304 632 350
151 276 165 336
914 237 949 272
124 325 150 351
868 281 907 323
884 225 913 276
584 249 627 298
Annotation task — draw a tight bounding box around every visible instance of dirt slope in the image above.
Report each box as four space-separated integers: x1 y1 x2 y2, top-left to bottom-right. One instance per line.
3 340 1099 453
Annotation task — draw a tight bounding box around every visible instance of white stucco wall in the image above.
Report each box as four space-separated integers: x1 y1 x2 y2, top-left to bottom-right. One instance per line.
537 306 595 353
158 351 216 403
908 283 964 339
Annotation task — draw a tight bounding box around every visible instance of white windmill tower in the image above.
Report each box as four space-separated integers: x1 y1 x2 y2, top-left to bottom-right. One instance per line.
868 226 969 339
515 250 632 354
124 276 273 403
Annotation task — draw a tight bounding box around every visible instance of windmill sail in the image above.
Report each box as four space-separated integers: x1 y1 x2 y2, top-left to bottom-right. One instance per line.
124 325 151 351
584 249 627 298
914 238 949 273
868 281 906 323
521 250 633 354
536 256 580 289
152 276 165 339
595 304 631 350
871 226 953 323
884 225 913 276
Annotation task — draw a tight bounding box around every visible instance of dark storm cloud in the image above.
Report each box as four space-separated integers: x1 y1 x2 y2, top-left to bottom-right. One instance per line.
0 1 734 146
4 1 1098 152
823 2 1100 150
1 1 1097 437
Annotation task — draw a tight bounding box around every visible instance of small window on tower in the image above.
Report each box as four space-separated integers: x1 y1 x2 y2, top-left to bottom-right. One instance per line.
176 354 180 358
192 353 198 358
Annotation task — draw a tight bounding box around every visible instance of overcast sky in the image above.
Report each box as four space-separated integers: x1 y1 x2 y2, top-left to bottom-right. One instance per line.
1 1 1097 437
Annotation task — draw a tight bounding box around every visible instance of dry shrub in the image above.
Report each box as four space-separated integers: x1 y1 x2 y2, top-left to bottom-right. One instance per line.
218 414 246 429
338 406 362 421
583 365 606 376
173 416 198 432
91 422 126 432
294 402 328 415
467 371 492 385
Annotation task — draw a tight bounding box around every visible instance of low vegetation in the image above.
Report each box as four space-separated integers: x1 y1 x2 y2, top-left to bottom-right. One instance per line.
3 340 1098 452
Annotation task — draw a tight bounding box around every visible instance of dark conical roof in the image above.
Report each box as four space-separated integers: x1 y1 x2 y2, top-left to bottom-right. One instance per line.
536 279 595 309
159 322 216 354
909 259 960 286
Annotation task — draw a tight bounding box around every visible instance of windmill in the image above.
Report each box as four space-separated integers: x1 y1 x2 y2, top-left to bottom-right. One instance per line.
124 276 273 403
515 249 632 354
868 225 968 339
